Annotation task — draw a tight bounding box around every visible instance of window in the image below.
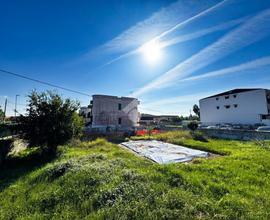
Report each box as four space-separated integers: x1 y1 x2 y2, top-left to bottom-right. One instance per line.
118 118 122 125
234 104 238 108
261 115 267 120
216 106 220 110
118 103 122 110
216 97 219 101
224 105 230 109
225 96 229 99
261 115 270 120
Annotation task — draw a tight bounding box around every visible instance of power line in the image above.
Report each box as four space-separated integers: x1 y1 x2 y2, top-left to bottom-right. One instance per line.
0 68 90 97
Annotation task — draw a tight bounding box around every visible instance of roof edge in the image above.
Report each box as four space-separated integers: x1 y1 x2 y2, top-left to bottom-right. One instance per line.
200 88 266 100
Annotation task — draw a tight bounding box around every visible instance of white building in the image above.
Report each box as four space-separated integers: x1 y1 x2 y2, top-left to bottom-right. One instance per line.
91 95 139 129
199 88 270 125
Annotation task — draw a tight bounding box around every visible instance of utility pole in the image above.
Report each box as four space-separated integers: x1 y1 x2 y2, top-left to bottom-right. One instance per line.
4 98 7 120
15 94 19 119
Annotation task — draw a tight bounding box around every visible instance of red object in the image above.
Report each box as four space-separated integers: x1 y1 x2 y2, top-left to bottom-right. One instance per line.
136 129 147 136
151 129 160 135
136 129 161 136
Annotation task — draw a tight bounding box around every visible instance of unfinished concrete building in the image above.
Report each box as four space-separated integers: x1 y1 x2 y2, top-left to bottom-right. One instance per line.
91 95 139 129
79 106 92 125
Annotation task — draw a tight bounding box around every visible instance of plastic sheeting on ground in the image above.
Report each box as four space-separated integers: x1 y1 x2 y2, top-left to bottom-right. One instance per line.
121 140 209 164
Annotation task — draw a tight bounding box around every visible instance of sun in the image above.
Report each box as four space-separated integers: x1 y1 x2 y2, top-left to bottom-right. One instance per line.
139 40 162 64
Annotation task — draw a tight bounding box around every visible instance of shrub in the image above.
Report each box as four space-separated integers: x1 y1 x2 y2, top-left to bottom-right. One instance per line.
19 90 84 155
191 131 208 142
187 121 199 131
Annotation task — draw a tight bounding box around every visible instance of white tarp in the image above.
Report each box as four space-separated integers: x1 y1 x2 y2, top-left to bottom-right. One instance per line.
121 140 209 164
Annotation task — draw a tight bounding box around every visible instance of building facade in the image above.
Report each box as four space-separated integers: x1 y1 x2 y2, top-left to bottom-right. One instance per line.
91 95 139 128
199 88 270 125
79 106 92 125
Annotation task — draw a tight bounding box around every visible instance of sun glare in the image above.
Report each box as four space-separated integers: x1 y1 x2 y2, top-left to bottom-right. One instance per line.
140 40 162 64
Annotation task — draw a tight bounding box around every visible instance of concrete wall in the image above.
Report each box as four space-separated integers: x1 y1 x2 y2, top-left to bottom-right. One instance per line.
201 128 270 140
79 107 92 123
200 89 269 125
92 95 139 127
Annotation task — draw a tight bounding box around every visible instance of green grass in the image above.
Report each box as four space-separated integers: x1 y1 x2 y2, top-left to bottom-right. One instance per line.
1 132 270 219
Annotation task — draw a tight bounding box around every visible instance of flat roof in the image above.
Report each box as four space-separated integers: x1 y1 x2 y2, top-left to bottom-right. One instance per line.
200 88 264 100
92 94 137 100
140 114 178 118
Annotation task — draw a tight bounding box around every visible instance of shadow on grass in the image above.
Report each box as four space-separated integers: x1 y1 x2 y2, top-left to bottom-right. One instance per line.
0 150 56 191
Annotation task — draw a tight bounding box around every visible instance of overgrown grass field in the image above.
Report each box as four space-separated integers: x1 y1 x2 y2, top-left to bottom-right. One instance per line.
1 131 270 219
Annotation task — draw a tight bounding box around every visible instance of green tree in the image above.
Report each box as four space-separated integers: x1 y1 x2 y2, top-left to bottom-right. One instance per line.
187 121 198 131
20 91 84 155
193 104 200 118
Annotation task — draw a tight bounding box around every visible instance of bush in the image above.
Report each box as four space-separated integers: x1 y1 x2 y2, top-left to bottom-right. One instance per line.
187 121 199 131
0 123 16 138
0 139 13 165
19 90 84 155
191 131 208 142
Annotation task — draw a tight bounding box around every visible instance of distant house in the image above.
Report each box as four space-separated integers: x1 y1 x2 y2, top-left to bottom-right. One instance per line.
90 94 139 129
199 88 270 125
139 114 156 126
140 114 179 126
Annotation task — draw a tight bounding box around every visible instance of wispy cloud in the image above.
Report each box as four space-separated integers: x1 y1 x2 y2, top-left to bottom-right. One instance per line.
102 0 223 54
105 14 244 66
160 16 246 49
143 92 212 107
132 8 270 97
102 0 228 66
177 56 270 83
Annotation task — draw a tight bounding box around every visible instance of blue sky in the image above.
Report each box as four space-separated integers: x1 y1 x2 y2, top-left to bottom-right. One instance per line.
1 0 270 116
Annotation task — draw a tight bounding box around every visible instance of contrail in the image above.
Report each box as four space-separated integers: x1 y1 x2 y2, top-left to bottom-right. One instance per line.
104 16 245 66
132 8 270 97
154 0 228 40
103 0 229 67
177 56 270 83
142 81 270 111
143 92 213 107
160 16 247 49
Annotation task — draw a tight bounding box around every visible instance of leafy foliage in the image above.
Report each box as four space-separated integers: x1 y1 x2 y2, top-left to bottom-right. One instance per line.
193 104 200 117
19 90 84 154
187 120 199 131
